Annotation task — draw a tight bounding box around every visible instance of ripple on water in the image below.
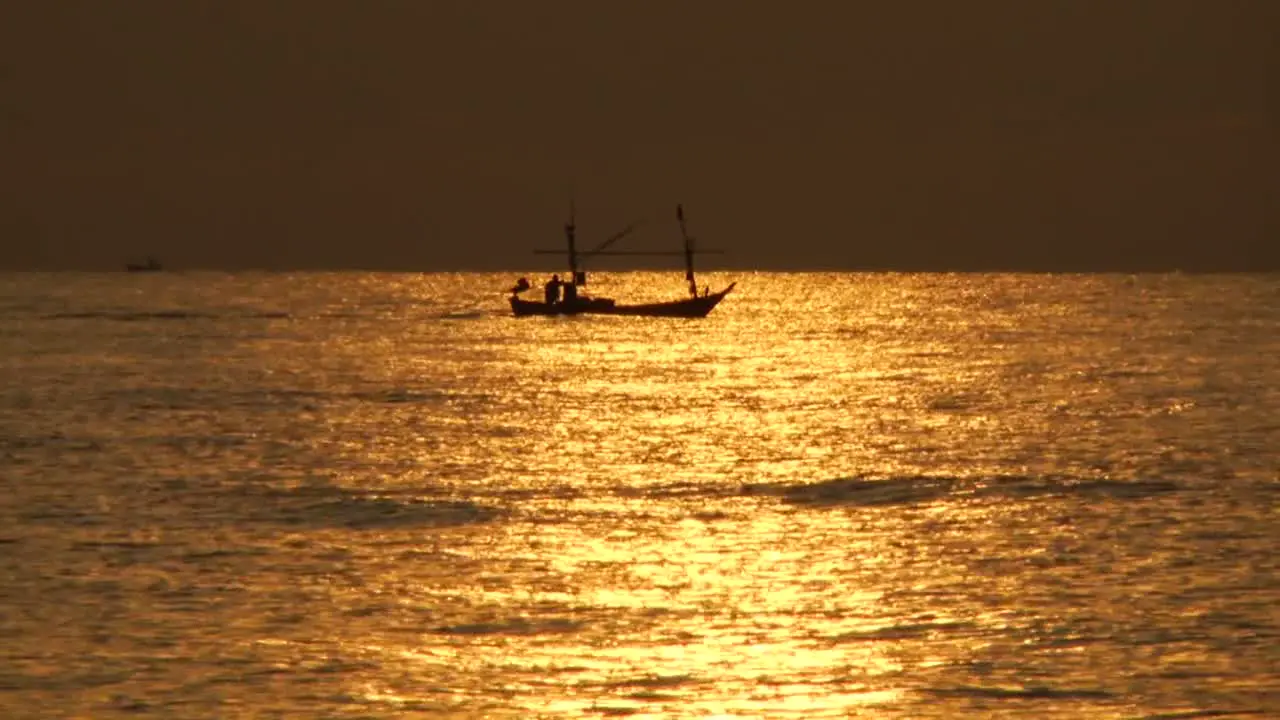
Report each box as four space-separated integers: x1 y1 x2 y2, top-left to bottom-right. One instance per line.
238 486 503 530
738 473 1187 508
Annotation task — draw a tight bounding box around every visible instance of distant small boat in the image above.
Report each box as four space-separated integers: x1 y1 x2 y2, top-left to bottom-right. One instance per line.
509 203 735 318
125 257 162 272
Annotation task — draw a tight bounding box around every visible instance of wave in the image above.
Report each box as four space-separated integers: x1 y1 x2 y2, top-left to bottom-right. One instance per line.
828 620 979 643
0 433 104 453
99 386 473 412
464 474 1189 515
923 684 1113 700
739 474 1184 508
776 475 959 507
431 617 582 636
472 474 1192 511
1141 707 1269 712
438 310 488 320
234 484 501 530
46 310 291 321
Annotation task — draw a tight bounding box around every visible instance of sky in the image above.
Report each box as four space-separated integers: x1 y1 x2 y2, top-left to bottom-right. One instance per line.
1 1 1276 271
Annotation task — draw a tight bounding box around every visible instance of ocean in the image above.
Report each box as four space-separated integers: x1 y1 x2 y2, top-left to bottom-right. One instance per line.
0 271 1276 719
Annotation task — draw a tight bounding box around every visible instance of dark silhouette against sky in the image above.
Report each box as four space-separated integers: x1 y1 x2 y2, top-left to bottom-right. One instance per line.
2 2 1276 271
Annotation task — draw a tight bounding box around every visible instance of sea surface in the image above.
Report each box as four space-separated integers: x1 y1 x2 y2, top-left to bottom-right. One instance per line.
0 271 1277 719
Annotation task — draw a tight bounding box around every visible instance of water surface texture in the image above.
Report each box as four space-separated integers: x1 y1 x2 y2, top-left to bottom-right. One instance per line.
1 272 1277 718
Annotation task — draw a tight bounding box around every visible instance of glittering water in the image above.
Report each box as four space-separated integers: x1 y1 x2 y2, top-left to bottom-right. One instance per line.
1 271 1277 718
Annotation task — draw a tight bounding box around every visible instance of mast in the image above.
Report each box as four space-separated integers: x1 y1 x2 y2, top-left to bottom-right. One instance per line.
677 204 697 297
565 198 583 285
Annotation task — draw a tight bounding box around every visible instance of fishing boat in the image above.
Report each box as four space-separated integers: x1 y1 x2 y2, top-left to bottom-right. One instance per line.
509 203 735 318
125 256 162 272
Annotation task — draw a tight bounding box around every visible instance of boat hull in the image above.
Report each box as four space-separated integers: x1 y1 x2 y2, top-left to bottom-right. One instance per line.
511 283 735 318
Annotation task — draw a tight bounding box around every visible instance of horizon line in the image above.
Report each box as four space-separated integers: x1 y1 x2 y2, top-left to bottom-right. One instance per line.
3 266 1278 275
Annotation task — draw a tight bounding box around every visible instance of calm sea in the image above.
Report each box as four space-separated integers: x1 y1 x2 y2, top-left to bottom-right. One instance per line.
1 271 1277 719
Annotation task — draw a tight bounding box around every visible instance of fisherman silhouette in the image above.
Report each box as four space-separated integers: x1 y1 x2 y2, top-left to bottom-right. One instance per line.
544 274 562 305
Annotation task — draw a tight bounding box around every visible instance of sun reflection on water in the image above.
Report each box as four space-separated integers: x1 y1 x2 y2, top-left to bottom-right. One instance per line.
285 275 1276 716
325 484 1024 715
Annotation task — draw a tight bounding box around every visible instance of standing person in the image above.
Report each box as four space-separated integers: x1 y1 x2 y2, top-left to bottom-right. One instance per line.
544 274 562 305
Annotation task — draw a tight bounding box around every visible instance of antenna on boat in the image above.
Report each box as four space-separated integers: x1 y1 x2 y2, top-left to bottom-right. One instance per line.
677 204 697 298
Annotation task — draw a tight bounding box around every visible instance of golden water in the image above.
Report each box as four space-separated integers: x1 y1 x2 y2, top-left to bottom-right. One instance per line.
1 272 1276 717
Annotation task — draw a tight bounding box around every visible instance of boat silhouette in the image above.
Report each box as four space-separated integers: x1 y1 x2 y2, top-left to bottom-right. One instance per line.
509 203 734 318
124 257 162 272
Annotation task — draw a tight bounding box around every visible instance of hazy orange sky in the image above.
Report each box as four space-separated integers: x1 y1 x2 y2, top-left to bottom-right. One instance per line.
1 1 1276 271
